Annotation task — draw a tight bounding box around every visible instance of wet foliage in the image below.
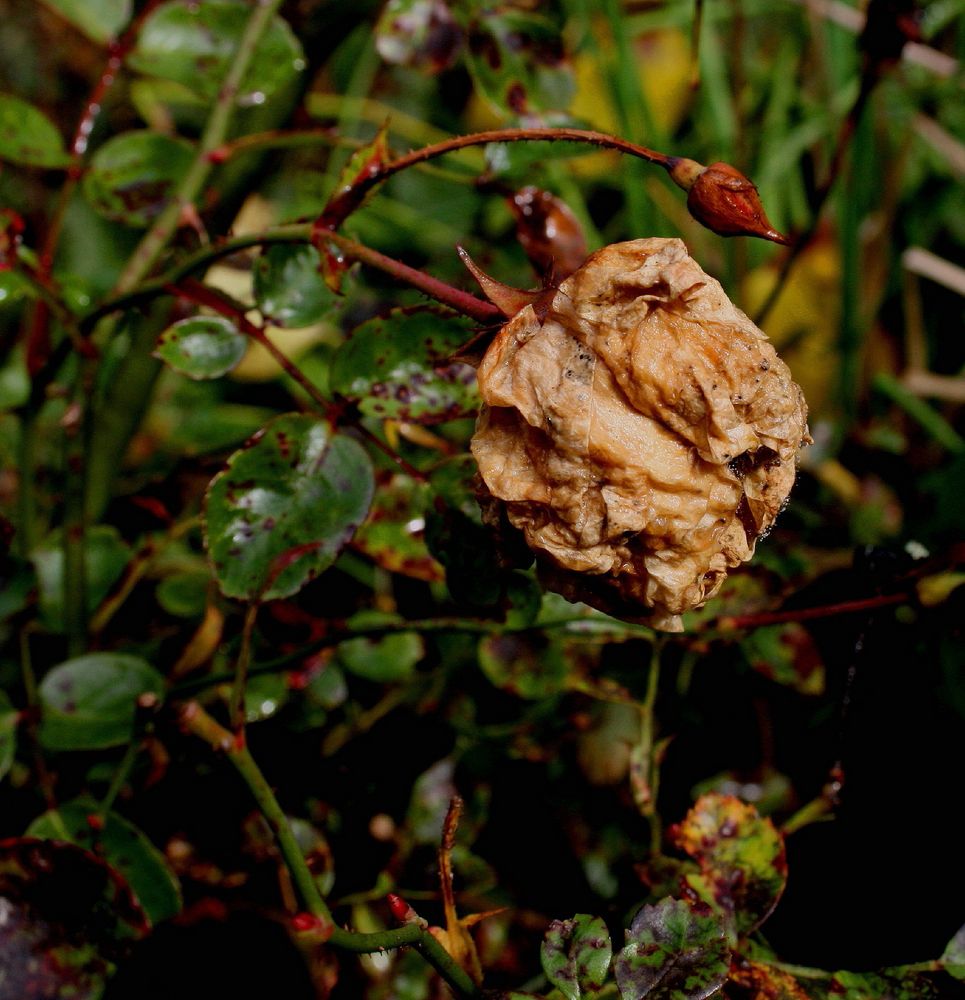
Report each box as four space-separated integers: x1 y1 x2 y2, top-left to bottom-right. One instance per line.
0 1 964 998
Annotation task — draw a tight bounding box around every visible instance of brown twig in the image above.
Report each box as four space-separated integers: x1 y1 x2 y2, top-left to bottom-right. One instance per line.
717 590 908 630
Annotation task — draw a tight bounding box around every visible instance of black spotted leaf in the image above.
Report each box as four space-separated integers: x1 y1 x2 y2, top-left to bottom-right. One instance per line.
154 316 247 380
351 473 444 583
82 130 194 227
0 838 148 1000
38 653 165 751
330 308 478 424
464 8 574 120
127 0 305 105
671 793 787 939
613 897 728 1000
0 94 72 168
27 797 182 926
541 913 612 1000
204 413 374 601
374 0 463 73
740 622 825 695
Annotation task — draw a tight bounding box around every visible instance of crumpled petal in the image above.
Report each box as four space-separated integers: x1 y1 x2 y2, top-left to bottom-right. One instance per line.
471 238 810 631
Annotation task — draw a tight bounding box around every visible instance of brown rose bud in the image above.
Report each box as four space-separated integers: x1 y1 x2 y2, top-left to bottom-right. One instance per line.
471 238 810 631
668 158 789 245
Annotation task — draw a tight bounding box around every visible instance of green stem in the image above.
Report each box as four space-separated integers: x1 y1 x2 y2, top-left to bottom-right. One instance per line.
114 0 287 295
636 640 664 854
179 702 482 999
180 702 333 922
99 739 140 816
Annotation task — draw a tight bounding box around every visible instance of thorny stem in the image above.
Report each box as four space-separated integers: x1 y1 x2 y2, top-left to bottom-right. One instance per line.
63 357 96 657
376 127 672 183
180 702 334 922
114 0 286 295
24 0 162 373
81 223 501 331
179 702 482 999
717 590 909 629
166 278 426 480
167 278 334 414
324 232 503 325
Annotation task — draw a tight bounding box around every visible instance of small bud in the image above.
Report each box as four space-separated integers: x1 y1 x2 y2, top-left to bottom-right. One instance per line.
685 161 789 245
387 892 410 922
291 912 334 940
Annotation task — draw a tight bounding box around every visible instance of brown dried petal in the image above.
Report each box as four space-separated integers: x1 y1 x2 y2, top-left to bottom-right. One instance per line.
508 186 588 280
471 238 810 631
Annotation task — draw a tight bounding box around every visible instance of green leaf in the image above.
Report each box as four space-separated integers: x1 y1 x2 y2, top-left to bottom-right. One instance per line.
156 571 210 618
0 838 148 999
82 130 194 227
541 914 612 1000
41 0 133 43
0 690 17 782
671 793 787 938
244 672 288 723
613 897 729 1000
338 630 425 683
0 94 72 168
822 969 945 1000
740 622 825 695
204 414 374 600
154 315 247 380
31 525 131 633
942 924 965 979
38 653 165 751
27 797 182 926
330 308 478 424
252 244 334 328
127 0 305 105
478 632 569 699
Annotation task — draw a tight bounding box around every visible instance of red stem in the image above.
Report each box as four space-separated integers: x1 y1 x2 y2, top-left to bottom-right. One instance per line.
719 591 908 630
378 127 672 180
324 231 503 325
167 279 427 481
26 0 164 374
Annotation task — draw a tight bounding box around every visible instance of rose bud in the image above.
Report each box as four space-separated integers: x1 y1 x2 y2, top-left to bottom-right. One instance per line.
470 238 810 631
668 158 789 245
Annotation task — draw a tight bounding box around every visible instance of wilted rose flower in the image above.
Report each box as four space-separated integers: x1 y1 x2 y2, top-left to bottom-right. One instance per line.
470 238 810 631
